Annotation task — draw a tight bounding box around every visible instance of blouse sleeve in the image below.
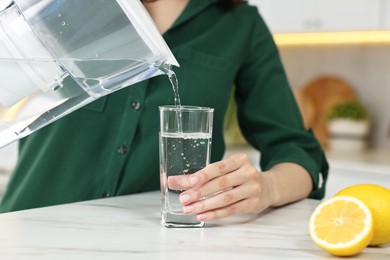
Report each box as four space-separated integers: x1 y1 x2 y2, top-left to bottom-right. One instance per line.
234 9 329 199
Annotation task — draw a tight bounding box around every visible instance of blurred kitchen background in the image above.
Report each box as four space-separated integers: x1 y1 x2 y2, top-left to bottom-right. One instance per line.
1 0 390 199
226 0 390 198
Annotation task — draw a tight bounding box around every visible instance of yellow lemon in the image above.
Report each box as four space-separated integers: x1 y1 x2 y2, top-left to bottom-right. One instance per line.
335 184 390 246
309 196 373 256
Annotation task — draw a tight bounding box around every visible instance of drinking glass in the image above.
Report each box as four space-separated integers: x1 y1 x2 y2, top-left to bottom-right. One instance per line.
159 106 214 228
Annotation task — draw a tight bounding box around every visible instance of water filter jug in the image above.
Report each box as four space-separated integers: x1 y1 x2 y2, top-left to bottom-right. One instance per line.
0 0 179 148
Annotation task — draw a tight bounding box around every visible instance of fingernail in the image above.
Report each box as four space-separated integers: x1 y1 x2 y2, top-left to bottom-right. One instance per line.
180 194 190 203
190 176 199 186
183 205 194 214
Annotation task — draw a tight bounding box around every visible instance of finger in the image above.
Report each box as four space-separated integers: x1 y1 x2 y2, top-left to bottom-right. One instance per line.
167 154 244 191
179 166 251 204
189 153 248 188
166 172 209 191
182 184 252 216
167 175 191 190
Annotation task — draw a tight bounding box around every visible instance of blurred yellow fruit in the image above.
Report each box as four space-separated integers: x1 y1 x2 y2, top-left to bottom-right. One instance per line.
335 184 390 246
309 196 373 256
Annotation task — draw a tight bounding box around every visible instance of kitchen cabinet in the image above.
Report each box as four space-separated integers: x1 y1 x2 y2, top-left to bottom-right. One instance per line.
384 0 390 29
249 0 381 33
250 0 318 32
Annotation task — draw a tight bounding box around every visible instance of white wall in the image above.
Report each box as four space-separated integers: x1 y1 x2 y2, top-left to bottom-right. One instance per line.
278 45 390 149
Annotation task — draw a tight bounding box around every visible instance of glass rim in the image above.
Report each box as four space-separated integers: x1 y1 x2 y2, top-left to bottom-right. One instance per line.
159 105 214 112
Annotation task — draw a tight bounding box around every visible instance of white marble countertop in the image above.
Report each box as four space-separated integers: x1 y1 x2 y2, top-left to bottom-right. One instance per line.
0 191 388 259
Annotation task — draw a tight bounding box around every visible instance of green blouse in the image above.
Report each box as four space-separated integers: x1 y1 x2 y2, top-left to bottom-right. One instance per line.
0 0 328 213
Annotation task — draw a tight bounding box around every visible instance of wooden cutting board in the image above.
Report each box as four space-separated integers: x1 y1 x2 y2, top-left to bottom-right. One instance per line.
298 76 357 148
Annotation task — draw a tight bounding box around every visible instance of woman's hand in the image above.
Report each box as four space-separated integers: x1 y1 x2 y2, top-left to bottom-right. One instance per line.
167 153 277 222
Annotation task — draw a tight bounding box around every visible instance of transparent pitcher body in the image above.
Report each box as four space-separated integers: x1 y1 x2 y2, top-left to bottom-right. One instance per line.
0 0 178 148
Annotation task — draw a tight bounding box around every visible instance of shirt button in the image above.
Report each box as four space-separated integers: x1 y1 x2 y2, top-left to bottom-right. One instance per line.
102 192 110 198
131 101 141 111
117 145 128 155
